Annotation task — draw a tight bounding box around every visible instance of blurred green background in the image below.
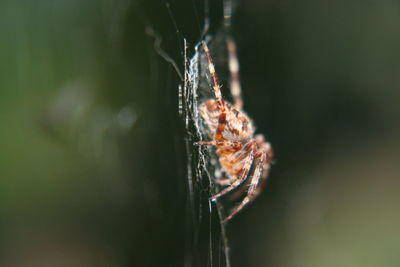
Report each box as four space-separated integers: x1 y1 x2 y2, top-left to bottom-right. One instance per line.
0 0 399 266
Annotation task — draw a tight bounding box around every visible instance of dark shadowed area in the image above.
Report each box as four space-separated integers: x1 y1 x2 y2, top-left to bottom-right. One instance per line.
0 0 399 267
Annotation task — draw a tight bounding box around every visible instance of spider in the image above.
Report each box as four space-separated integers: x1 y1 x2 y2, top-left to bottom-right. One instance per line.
194 40 273 223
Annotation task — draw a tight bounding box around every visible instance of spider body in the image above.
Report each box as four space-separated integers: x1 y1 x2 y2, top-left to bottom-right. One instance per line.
194 41 273 223
199 100 254 175
200 100 254 143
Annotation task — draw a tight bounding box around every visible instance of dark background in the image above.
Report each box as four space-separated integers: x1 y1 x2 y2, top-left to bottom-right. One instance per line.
1 0 399 266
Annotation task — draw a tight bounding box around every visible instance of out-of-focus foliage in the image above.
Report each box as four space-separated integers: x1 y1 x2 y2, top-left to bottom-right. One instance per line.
0 0 399 266
0 1 185 266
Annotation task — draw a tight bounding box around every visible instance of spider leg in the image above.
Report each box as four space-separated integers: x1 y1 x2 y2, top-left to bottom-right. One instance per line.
202 41 225 113
227 37 243 110
202 41 229 142
194 140 241 149
215 141 257 187
219 140 254 167
222 0 242 110
222 151 266 223
226 175 252 201
254 141 273 194
193 141 216 146
210 142 256 201
223 142 273 223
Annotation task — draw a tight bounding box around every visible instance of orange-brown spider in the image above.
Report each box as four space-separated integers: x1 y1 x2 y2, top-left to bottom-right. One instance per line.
194 40 273 223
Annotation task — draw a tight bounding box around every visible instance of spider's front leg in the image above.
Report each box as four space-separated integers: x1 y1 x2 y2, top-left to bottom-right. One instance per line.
201 41 231 144
202 41 225 113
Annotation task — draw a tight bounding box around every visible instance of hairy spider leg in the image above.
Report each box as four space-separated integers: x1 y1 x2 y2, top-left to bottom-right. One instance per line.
225 146 262 200
223 141 253 164
202 42 225 112
222 148 269 223
210 140 256 201
223 141 273 223
210 152 254 201
254 142 273 195
255 160 272 196
195 141 255 188
227 37 243 110
194 140 241 149
201 42 228 143
248 151 267 195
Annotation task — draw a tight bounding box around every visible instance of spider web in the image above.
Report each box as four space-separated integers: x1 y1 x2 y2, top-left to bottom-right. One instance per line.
146 0 239 265
175 0 246 265
179 38 231 267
